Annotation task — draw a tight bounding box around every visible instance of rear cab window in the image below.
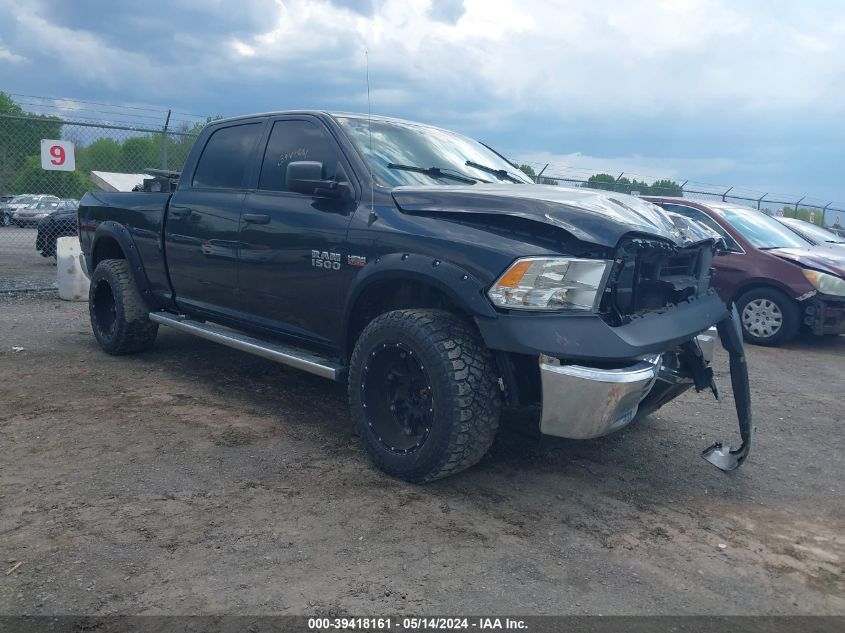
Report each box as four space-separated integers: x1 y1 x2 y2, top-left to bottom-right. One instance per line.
192 123 264 189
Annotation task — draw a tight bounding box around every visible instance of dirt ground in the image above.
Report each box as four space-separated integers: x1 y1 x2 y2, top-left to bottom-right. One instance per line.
0 290 843 616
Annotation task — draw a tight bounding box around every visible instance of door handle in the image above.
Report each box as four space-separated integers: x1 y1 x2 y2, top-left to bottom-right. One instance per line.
243 213 271 224
169 205 192 218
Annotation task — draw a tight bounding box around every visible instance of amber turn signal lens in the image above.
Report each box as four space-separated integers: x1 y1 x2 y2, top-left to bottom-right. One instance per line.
496 259 532 288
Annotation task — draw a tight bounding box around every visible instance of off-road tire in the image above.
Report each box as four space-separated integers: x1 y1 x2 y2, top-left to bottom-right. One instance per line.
89 259 158 355
736 287 800 346
348 309 501 483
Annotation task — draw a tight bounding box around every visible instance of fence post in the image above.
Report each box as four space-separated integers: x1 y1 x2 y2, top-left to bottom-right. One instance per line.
722 186 733 202
161 109 171 170
822 202 832 225
757 193 768 210
794 196 805 214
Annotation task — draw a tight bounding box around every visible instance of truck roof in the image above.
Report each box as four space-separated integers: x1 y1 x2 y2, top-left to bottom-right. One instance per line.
210 110 460 135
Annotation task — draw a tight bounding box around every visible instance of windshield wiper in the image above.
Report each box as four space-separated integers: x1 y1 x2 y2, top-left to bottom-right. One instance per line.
464 160 523 183
387 163 477 184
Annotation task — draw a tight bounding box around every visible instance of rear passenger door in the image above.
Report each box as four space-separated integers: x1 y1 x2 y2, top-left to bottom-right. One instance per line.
166 121 265 316
238 116 356 346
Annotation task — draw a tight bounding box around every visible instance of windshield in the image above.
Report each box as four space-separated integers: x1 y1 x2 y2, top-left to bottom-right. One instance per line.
13 195 34 204
336 117 533 187
784 220 845 244
36 201 59 210
709 205 810 249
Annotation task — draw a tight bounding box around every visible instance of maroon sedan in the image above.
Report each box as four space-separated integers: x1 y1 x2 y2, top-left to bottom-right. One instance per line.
645 197 845 346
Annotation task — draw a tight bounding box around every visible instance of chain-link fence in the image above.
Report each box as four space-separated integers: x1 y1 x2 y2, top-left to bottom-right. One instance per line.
532 174 845 228
0 114 198 291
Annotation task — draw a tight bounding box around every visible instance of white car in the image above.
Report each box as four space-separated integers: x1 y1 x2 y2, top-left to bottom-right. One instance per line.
778 217 845 254
2 194 39 226
11 195 61 227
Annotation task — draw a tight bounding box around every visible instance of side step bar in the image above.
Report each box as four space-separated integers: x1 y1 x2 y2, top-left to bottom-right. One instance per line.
149 312 345 381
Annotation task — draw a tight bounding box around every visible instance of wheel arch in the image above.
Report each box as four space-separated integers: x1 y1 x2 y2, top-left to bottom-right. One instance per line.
90 222 158 310
342 253 497 359
731 279 799 306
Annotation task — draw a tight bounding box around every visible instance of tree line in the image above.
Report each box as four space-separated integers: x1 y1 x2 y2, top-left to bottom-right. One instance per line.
516 164 684 196
0 92 205 199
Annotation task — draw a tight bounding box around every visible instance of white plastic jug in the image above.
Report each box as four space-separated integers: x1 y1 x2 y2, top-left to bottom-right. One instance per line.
57 236 90 301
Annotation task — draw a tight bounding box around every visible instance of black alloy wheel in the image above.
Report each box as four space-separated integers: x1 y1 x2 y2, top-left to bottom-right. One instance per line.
361 341 434 455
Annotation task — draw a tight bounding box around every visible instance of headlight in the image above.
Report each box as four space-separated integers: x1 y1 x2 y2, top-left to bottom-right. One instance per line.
488 257 611 311
803 269 845 297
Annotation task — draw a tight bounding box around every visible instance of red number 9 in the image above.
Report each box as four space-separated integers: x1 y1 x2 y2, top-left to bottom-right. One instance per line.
50 145 65 166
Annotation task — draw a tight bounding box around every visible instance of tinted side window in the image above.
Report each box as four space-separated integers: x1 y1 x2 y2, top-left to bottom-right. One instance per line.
259 120 342 192
192 123 263 189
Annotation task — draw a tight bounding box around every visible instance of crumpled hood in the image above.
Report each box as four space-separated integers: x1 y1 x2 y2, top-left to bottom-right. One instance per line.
770 247 845 278
391 184 713 248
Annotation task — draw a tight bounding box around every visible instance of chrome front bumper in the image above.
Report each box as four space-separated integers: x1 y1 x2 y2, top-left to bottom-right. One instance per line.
539 328 716 440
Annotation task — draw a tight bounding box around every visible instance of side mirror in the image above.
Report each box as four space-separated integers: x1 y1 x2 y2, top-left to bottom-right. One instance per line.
286 161 348 199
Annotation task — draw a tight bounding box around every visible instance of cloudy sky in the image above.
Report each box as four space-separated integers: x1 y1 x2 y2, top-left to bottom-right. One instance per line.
1 0 843 203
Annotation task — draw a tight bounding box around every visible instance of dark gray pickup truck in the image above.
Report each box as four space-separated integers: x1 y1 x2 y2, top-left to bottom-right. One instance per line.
78 111 753 482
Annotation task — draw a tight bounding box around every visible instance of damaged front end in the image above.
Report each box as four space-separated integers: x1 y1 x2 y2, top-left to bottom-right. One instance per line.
538 307 753 472
538 233 754 472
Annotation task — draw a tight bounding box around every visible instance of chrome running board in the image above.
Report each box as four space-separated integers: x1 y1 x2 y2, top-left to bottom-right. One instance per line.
149 312 344 381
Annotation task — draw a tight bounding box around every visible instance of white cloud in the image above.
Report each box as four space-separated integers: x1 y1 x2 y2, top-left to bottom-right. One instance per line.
224 0 845 119
54 98 83 113
0 44 25 63
514 150 738 185
11 9 156 91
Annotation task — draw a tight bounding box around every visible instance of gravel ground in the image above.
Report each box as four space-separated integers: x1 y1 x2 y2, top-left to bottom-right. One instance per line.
0 291 842 615
0 227 57 291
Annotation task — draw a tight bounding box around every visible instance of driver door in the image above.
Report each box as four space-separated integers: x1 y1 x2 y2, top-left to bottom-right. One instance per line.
238 116 356 347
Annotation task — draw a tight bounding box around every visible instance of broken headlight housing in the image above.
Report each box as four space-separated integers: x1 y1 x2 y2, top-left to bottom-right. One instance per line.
488 257 612 311
802 269 845 297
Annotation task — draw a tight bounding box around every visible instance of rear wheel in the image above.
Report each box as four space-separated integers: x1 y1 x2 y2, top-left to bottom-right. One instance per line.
736 287 800 346
0 214 9 227
348 309 501 483
89 259 158 355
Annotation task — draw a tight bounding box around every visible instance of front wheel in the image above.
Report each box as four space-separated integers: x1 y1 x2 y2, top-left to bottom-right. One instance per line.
348 309 501 483
736 287 800 346
89 259 158 354
0 214 9 227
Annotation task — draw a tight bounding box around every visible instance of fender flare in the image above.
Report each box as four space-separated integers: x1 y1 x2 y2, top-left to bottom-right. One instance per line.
341 252 497 351
90 221 159 310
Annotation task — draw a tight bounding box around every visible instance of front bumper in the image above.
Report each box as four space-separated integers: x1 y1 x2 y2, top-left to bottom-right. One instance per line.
803 296 845 336
539 328 717 440
476 290 728 362
14 213 48 224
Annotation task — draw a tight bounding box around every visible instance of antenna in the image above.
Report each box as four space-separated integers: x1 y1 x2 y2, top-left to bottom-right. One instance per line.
365 48 376 225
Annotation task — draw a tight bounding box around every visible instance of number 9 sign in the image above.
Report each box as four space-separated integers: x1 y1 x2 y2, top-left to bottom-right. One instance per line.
40 139 76 172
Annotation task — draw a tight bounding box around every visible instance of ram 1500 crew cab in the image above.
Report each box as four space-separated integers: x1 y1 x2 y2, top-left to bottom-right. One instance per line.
79 112 753 482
